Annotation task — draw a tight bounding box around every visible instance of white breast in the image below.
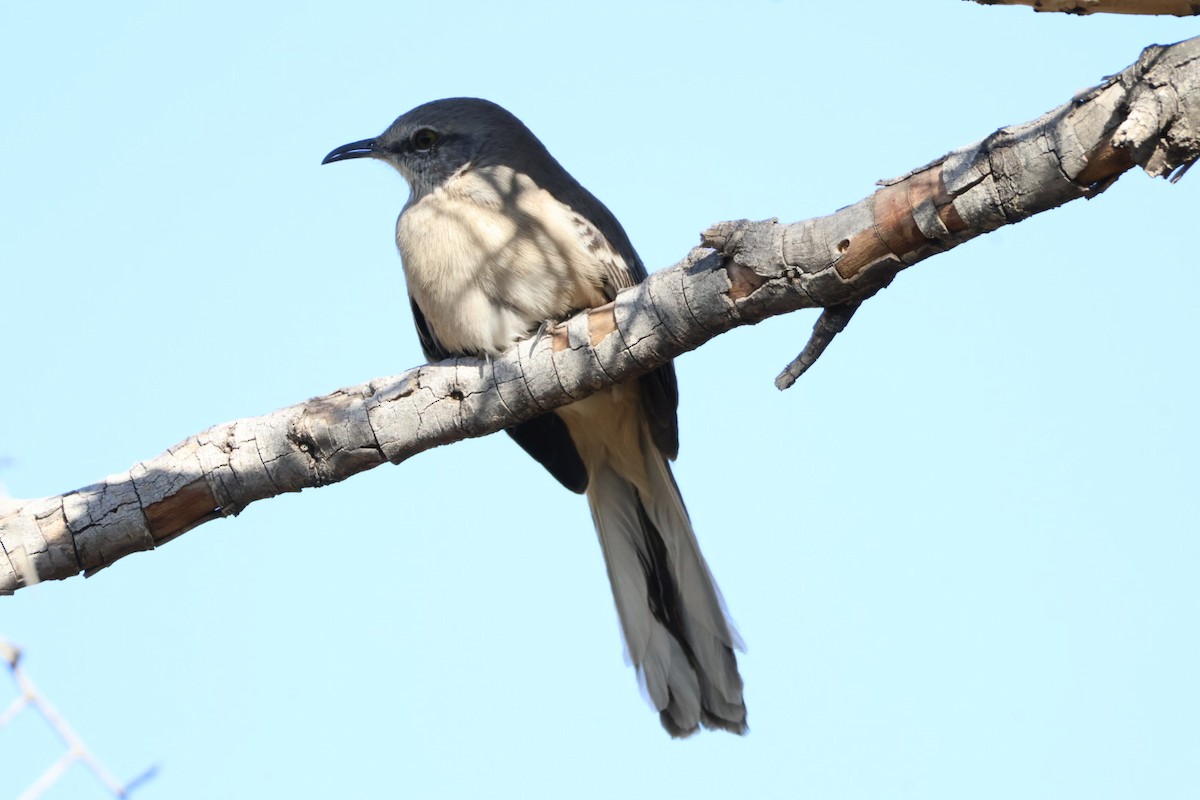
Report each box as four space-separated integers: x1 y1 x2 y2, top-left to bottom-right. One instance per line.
395 164 612 356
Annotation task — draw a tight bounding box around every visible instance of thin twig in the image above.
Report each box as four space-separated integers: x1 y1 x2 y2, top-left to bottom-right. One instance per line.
775 302 862 390
1 637 155 798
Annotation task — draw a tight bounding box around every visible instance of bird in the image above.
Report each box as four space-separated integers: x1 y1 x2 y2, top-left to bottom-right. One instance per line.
322 98 745 736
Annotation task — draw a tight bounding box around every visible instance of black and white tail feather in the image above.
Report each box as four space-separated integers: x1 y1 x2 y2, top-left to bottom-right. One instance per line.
587 427 746 737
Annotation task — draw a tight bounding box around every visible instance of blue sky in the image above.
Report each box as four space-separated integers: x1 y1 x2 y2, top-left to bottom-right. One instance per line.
2 3 1197 798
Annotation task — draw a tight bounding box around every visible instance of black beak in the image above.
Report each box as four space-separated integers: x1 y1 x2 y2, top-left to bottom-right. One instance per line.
322 138 378 165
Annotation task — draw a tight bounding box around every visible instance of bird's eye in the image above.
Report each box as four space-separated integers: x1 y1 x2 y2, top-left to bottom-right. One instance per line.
411 128 439 152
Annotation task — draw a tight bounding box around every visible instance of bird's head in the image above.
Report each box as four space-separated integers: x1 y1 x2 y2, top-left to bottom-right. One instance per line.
322 97 556 201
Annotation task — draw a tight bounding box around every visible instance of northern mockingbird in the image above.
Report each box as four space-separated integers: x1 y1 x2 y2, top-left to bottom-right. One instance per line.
323 98 746 736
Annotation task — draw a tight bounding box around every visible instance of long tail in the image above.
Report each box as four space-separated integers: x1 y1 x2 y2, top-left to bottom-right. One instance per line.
585 423 746 737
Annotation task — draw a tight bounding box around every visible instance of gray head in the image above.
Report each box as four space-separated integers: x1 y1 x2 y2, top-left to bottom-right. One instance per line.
322 97 568 200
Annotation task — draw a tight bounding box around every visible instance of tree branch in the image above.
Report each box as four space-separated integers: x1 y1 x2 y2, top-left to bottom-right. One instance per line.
971 0 1200 16
3 36 1199 595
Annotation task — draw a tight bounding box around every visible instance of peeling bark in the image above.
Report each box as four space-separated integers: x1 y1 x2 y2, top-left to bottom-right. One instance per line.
3 36 1199 595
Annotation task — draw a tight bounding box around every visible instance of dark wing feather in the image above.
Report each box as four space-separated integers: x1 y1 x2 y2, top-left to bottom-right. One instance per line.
506 413 589 494
637 362 680 459
410 295 589 492
410 295 450 362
